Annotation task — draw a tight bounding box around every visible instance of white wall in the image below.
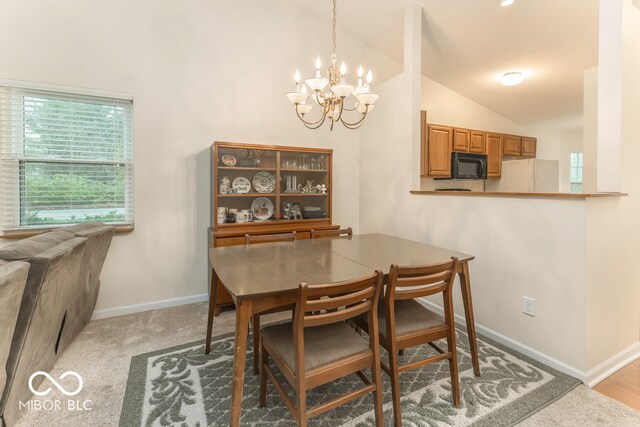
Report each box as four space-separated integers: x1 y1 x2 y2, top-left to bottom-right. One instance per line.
361 74 589 371
582 67 599 194
585 0 640 371
0 0 402 311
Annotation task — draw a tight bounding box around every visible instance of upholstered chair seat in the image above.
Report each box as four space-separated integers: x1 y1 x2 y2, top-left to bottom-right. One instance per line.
261 321 371 372
360 300 445 339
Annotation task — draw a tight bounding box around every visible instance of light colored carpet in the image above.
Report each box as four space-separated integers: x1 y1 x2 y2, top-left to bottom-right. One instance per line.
13 302 640 426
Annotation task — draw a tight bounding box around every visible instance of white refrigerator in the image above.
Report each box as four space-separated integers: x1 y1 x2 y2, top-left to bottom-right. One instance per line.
485 159 559 192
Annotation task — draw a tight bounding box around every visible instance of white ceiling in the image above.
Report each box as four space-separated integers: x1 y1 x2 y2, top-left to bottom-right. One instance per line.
295 0 599 130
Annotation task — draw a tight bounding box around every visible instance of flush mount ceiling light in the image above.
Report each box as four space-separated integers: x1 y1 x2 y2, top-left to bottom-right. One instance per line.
285 0 379 130
500 72 524 86
501 0 515 6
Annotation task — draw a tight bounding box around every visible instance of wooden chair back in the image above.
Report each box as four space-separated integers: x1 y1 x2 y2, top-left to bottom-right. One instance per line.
294 271 382 329
245 231 296 245
386 257 459 303
310 227 353 239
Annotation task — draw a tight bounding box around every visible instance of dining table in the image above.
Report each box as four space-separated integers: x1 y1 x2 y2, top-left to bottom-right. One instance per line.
206 233 478 427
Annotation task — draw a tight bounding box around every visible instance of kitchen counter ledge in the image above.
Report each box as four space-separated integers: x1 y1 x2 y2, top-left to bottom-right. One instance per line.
410 190 628 199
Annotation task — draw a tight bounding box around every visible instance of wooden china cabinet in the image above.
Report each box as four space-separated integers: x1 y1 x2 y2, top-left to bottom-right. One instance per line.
209 141 339 314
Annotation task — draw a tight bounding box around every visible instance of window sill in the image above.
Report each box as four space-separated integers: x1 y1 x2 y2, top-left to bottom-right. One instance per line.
1 224 134 239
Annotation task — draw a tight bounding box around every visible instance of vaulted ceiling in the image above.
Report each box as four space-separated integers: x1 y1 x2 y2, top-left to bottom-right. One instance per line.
295 0 599 130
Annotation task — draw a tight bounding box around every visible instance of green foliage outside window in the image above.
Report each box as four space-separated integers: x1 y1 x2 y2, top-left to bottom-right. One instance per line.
19 94 130 226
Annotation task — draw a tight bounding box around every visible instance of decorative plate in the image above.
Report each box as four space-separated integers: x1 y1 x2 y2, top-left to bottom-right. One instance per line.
252 171 276 194
231 176 251 193
221 154 237 167
251 197 274 221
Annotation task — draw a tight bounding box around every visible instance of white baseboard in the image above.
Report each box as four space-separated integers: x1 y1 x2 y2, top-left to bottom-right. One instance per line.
585 341 640 387
91 293 209 320
418 298 587 383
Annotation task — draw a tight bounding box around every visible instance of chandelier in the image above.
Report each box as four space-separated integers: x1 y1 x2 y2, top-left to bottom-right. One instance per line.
286 0 379 130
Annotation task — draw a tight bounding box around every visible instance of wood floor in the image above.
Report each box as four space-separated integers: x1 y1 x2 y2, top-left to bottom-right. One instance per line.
594 358 640 412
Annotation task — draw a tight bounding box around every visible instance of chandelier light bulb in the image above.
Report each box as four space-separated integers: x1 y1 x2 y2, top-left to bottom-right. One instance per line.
358 65 364 78
340 62 347 76
501 71 524 86
294 70 301 84
501 0 514 6
366 70 373 84
315 57 322 70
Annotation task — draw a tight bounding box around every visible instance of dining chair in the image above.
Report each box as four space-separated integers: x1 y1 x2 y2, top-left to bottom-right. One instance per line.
310 227 352 239
245 231 297 374
259 271 385 427
354 257 460 427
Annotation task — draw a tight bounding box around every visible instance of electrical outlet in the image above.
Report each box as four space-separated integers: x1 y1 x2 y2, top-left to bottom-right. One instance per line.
522 297 536 317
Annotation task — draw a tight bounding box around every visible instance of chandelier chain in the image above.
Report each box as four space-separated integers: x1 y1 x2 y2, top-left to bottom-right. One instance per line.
331 0 337 60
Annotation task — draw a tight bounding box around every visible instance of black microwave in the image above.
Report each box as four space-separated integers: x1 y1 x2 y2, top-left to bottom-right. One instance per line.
450 152 488 180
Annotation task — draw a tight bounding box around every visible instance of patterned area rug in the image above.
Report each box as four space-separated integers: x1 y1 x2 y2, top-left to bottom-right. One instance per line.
120 328 580 426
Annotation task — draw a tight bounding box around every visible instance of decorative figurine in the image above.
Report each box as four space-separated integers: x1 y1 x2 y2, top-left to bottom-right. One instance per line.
301 180 316 194
290 203 303 220
219 176 230 194
316 184 327 194
283 202 303 220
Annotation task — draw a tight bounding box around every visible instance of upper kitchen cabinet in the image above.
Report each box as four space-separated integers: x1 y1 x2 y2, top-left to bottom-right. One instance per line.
503 135 522 156
469 130 486 154
423 124 453 177
486 133 503 178
521 137 537 157
453 128 470 152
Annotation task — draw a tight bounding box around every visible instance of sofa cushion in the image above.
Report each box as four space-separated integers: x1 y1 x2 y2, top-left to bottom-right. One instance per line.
0 231 75 261
0 260 29 414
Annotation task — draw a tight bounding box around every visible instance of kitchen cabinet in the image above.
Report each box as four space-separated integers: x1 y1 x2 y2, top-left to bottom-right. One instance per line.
486 133 503 178
469 131 486 154
424 125 453 177
420 110 536 179
503 135 522 156
521 137 537 157
453 128 470 152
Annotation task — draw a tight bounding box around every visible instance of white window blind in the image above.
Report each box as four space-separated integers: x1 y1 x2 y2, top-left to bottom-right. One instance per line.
0 84 134 232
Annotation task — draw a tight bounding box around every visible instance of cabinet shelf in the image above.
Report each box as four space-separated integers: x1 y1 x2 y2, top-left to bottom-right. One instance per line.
280 169 328 173
218 166 276 171
218 192 275 197
280 193 328 197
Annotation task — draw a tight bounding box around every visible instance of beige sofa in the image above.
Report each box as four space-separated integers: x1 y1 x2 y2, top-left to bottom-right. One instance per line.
0 261 29 427
0 223 114 426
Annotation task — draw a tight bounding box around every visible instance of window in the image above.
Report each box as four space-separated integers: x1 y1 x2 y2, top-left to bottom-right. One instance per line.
0 84 133 232
569 152 583 193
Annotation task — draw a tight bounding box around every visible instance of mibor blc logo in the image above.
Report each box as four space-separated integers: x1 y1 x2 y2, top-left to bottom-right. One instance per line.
20 371 92 412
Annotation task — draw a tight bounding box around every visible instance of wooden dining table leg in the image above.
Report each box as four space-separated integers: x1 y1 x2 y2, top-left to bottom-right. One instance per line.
205 268 220 355
459 261 481 377
230 298 253 427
